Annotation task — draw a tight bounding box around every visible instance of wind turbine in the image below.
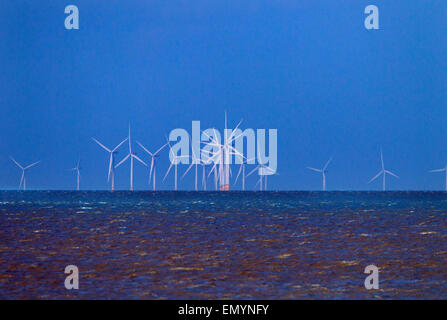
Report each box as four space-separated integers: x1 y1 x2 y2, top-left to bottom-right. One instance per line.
234 156 255 191
92 136 128 191
307 157 333 191
137 141 168 191
163 140 189 191
115 125 147 191
429 165 447 191
10 157 40 191
247 162 276 191
368 149 399 191
70 159 81 191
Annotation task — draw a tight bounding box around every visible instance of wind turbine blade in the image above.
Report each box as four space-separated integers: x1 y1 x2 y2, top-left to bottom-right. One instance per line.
200 153 213 165
163 163 174 182
227 119 243 142
154 143 168 156
233 153 244 164
92 138 111 152
247 165 261 177
132 154 147 166
234 164 243 184
165 137 175 159
228 130 245 144
115 154 130 168
10 157 23 169
225 110 227 129
201 130 218 145
368 171 383 184
208 163 217 178
380 148 384 170
307 167 322 173
227 145 244 158
246 157 256 164
24 161 40 170
128 124 132 153
385 170 399 179
323 157 333 171
429 168 446 173
206 150 222 164
181 163 194 179
262 166 276 174
137 141 153 156
113 137 128 152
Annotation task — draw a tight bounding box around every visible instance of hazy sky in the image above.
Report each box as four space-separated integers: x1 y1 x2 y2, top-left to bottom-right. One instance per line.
0 1 446 190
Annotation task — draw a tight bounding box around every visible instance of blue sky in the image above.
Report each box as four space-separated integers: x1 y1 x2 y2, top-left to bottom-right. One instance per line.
0 1 446 190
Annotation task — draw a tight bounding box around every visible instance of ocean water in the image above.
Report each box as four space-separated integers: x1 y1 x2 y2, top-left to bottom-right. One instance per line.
0 191 446 299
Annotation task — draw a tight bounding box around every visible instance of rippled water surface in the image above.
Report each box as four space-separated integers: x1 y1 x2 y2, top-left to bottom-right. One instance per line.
0 191 446 299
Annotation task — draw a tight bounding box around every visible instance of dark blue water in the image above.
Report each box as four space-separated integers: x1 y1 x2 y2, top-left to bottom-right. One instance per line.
0 191 446 299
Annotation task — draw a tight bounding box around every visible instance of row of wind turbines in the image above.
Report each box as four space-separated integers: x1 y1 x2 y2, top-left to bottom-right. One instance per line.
8 122 447 191
307 150 447 191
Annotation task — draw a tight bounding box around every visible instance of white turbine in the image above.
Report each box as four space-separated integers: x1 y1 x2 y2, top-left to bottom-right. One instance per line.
115 125 147 191
307 157 333 191
368 149 399 191
163 140 189 191
92 136 128 191
429 165 447 191
70 159 81 191
10 157 40 191
247 162 276 191
234 156 255 191
137 141 168 191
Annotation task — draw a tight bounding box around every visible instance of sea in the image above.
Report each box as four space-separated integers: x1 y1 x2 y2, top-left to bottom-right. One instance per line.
0 191 446 299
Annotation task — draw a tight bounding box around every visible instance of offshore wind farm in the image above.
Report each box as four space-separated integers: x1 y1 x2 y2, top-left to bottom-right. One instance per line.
2 118 446 192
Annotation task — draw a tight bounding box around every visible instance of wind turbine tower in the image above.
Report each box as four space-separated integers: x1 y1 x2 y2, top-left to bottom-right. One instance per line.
70 159 81 191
